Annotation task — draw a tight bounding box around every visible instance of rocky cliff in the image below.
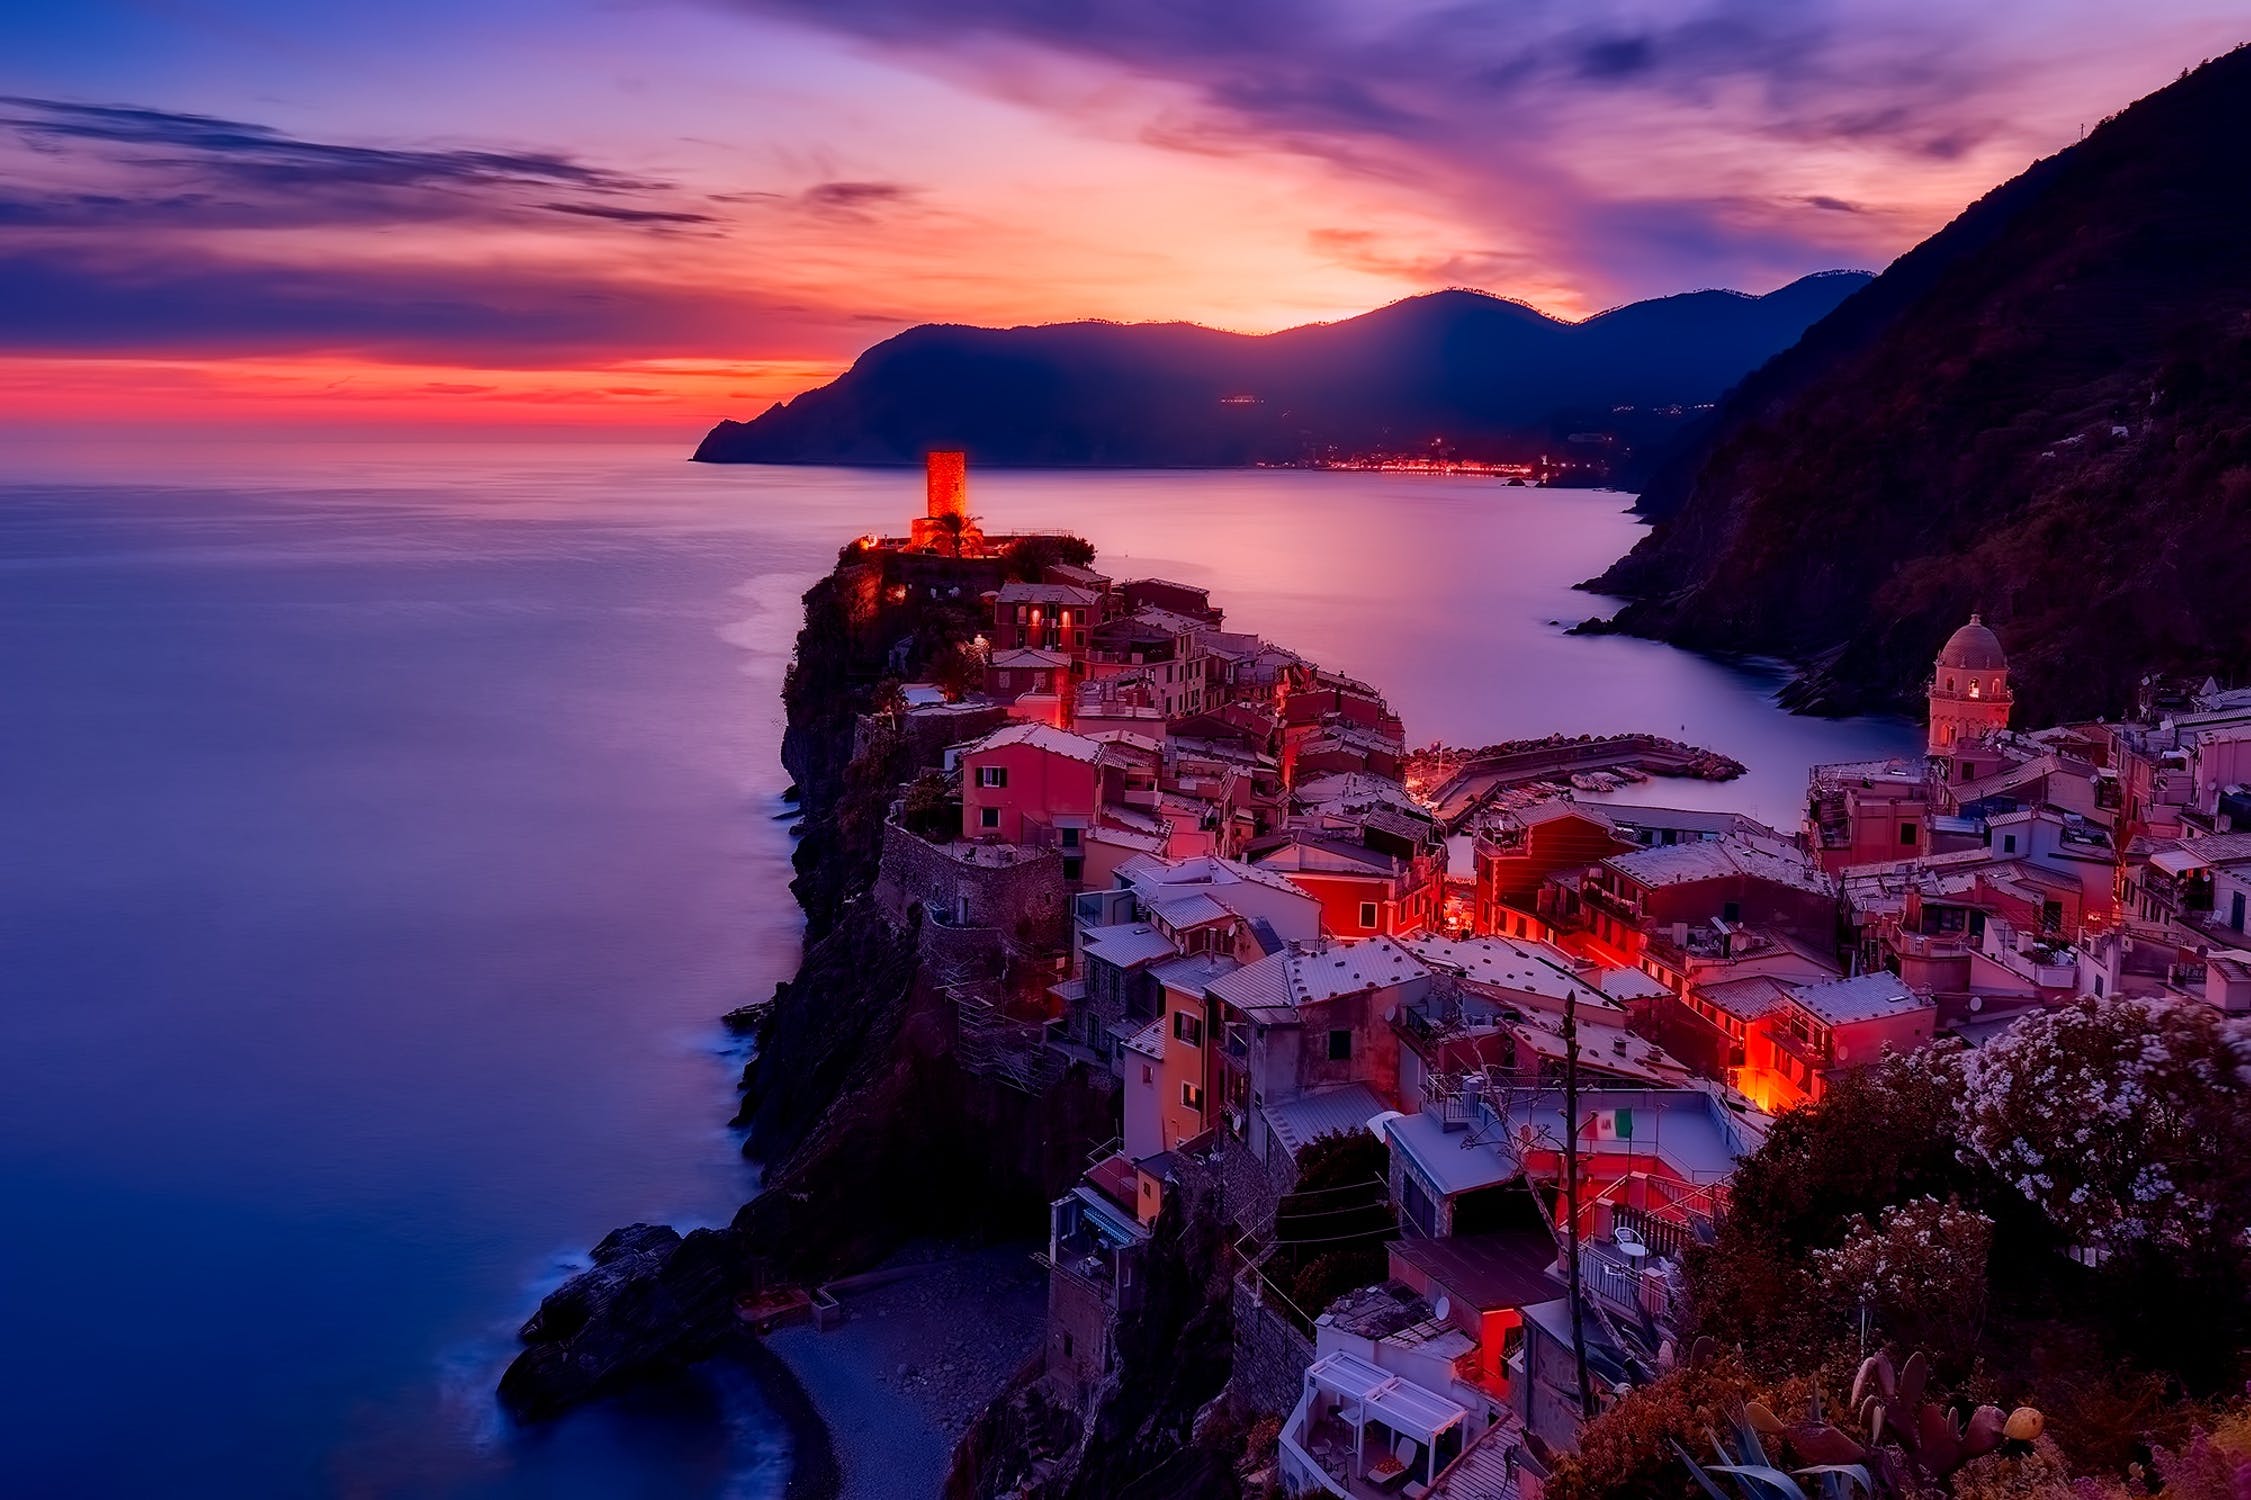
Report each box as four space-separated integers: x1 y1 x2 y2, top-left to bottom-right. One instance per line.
1593 44 2251 721
499 543 1112 1420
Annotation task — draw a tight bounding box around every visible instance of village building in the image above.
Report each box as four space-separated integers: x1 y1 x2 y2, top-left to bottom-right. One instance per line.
1472 802 1636 939
1805 756 1933 873
1250 826 1447 938
1926 613 2014 757
1547 836 1836 976
1203 938 1432 1187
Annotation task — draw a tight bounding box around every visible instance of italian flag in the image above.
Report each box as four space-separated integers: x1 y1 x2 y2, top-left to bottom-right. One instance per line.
1587 1108 1635 1141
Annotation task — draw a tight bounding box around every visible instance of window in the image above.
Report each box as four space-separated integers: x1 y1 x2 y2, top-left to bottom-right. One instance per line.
2002 833 2018 854
1721 901 1741 923
976 765 1008 788
1062 856 1083 881
1060 826 1081 848
979 806 1000 829
1142 1064 1154 1084
1900 821 1919 846
1062 1332 1074 1358
1181 1082 1204 1113
1328 1029 1353 1062
1358 900 1379 929
1172 1010 1203 1047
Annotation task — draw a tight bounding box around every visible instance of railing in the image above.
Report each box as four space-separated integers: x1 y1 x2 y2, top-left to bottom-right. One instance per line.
1583 885 1642 922
1892 929 1972 960
1578 1240 1686 1329
955 988 1068 1094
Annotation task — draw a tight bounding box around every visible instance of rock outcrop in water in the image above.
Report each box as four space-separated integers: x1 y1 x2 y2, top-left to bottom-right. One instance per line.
498 1224 743 1421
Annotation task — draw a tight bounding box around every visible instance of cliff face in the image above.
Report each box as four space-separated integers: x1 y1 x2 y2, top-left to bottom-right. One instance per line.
1596 44 2251 721
501 545 1111 1418
693 275 1869 472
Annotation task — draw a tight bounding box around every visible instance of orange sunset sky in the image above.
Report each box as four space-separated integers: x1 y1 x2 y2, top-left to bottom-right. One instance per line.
3 0 2244 429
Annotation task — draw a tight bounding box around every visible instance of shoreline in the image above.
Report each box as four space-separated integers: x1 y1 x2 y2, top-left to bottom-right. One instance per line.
734 1331 843 1500
759 1244 1046 1500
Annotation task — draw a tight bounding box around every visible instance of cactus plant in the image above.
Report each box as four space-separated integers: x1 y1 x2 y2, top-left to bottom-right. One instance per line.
1673 1348 2045 1499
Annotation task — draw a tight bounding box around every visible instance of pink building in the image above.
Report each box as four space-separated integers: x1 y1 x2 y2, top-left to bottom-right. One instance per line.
959 724 1111 848
1927 614 2013 757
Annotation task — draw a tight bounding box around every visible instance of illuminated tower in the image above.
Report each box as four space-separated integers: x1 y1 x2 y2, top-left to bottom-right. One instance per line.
910 451 981 553
1927 613 2012 756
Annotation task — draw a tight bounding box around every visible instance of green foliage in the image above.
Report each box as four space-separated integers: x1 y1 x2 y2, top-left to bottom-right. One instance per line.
897 771 956 843
1291 1129 1389 1195
1003 534 1098 582
1288 1250 1387 1325
1547 1353 1792 1500
1810 1198 1992 1370
1689 1049 1970 1367
1267 1130 1393 1325
927 640 986 702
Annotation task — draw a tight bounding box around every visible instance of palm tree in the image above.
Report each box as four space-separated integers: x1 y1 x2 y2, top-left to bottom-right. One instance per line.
936 510 978 558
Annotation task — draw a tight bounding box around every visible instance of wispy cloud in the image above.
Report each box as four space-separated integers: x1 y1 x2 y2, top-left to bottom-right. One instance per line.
0 95 716 233
722 0 2206 296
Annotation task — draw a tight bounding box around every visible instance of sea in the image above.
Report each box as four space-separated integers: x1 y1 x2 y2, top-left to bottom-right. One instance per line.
0 433 1917 1497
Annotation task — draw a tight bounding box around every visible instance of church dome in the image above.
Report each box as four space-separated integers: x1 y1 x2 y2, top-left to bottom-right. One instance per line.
1937 614 2007 672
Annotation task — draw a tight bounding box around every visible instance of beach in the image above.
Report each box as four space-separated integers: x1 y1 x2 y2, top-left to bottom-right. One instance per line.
763 1244 1048 1500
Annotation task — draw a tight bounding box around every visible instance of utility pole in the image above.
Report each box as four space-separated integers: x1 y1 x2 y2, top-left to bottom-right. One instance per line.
1562 981 1594 1420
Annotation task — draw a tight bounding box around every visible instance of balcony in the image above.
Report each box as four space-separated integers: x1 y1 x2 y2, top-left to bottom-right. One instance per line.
1582 885 1643 923
1891 928 1972 961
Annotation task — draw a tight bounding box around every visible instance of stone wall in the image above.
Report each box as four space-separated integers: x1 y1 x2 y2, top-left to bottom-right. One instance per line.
1228 1273 1315 1421
856 702 1012 770
873 821 1066 951
1169 1132 1286 1240
1042 1261 1115 1416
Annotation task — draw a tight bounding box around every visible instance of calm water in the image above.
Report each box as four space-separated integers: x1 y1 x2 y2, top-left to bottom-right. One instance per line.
0 435 1914 1496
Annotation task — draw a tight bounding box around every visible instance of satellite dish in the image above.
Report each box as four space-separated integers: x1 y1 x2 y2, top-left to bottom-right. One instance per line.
1433 1295 1451 1322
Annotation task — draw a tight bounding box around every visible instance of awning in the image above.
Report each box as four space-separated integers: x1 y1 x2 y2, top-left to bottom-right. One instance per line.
1306 1351 1467 1445
2151 847 2210 877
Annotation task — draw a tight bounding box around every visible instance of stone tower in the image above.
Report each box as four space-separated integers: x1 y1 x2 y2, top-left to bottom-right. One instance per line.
1927 613 2013 755
909 451 981 553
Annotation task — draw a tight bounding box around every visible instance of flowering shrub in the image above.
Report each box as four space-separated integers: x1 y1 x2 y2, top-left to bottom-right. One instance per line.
1812 1197 1992 1354
1956 997 2251 1257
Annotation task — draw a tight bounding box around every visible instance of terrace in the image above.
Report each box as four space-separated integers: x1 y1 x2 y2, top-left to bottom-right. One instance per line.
1282 1350 1471 1499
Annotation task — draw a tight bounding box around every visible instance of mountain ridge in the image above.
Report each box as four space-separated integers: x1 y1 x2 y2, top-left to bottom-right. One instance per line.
1592 43 2251 722
692 272 1872 471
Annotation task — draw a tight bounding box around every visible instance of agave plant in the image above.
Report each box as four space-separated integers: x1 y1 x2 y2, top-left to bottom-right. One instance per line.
1674 1343 2045 1499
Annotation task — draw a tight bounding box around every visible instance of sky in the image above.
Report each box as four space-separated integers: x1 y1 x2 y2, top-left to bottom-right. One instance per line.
1 1 2242 429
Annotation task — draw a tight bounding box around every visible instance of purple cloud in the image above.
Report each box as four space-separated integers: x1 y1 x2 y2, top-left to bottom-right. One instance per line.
0 96 716 233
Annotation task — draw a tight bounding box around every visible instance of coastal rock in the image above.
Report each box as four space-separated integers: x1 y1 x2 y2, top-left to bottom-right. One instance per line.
500 1224 746 1422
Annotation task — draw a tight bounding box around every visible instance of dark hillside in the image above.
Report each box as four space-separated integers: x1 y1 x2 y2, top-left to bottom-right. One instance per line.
1596 44 2251 720
693 274 1868 471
